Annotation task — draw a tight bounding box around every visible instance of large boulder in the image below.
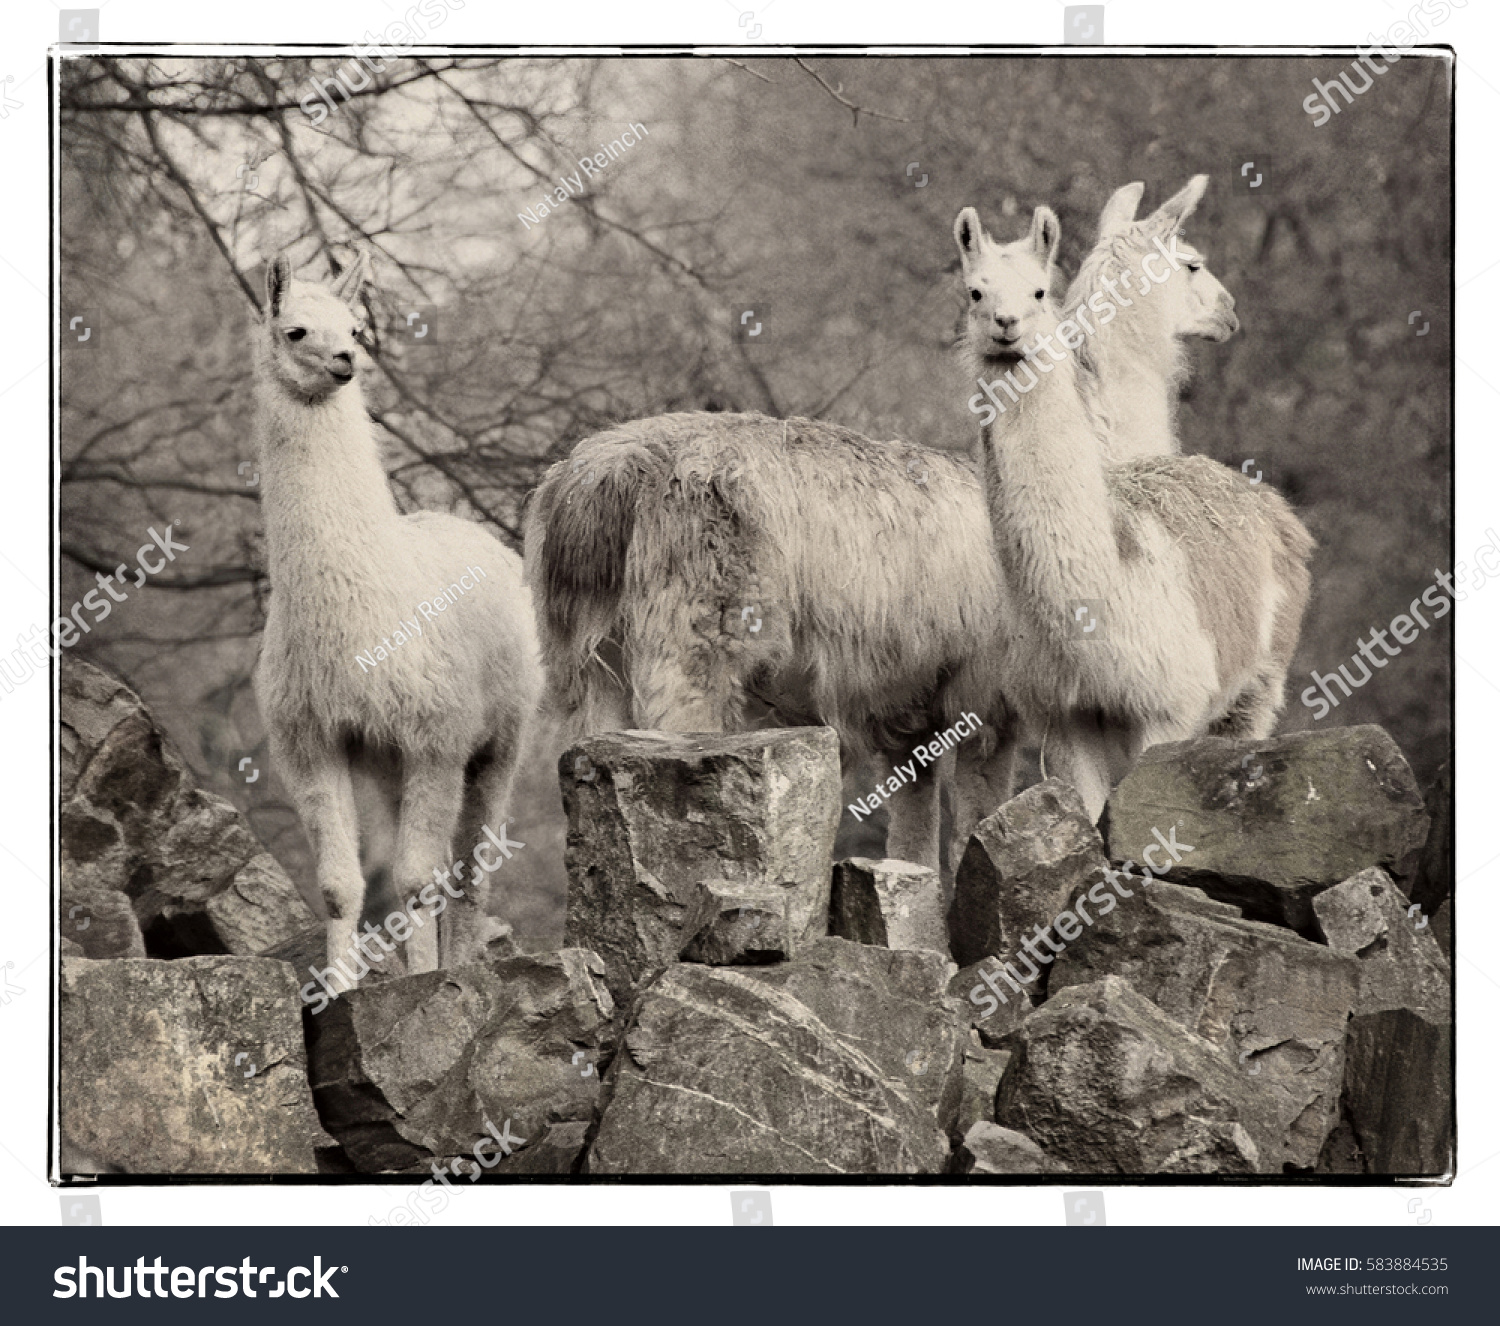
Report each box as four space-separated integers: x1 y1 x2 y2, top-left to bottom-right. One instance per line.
586 951 955 1175
562 727 841 1001
994 977 1261 1174
740 938 963 1130
1312 869 1452 1175
830 858 947 954
306 949 615 1174
59 956 332 1174
60 656 315 959
948 780 1108 969
1104 727 1429 935
1050 882 1358 1171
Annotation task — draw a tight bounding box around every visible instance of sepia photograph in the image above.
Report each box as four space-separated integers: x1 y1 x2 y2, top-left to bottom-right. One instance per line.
52 45 1452 1186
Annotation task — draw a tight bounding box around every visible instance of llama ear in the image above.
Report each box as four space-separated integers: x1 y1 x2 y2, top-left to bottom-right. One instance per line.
265 253 293 317
1029 206 1061 270
1151 174 1209 233
331 250 370 309
1097 182 1145 238
954 208 985 265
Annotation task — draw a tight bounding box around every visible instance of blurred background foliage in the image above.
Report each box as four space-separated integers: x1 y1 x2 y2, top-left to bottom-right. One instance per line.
58 54 1452 945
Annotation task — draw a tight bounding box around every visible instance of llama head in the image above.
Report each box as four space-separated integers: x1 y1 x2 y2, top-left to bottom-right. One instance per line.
260 251 369 400
955 204 1061 365
1091 174 1239 343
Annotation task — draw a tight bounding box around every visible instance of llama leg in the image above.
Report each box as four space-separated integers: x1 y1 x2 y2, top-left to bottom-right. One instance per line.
1047 714 1117 823
880 750 942 872
1210 673 1283 741
275 737 366 993
393 755 466 975
949 735 1018 877
446 726 526 967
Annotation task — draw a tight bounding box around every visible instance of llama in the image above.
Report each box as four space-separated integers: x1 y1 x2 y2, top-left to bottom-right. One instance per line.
955 203 1312 819
252 252 541 989
1065 175 1240 461
525 413 1017 876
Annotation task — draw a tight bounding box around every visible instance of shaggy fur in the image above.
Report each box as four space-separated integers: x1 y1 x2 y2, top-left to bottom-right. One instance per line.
252 253 541 988
1065 176 1239 461
957 204 1312 820
524 412 1019 872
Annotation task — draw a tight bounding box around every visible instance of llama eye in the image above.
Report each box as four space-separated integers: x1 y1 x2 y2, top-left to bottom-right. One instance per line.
970 289 982 303
1034 289 1046 301
285 328 306 342
1186 263 1203 273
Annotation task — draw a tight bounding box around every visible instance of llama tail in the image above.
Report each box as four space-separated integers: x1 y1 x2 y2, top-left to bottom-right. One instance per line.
524 430 653 739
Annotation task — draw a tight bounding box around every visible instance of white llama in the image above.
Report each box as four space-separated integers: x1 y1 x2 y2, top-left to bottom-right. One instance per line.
253 252 541 988
954 203 1313 819
1064 175 1240 461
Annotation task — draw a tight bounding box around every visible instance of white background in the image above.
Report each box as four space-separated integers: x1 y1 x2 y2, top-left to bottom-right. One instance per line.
0 0 1491 1227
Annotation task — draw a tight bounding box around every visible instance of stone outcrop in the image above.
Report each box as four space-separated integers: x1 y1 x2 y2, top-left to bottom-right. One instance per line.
587 941 959 1175
1050 882 1358 1172
1105 727 1429 934
561 728 841 1001
994 977 1261 1174
60 657 315 960
306 949 614 1175
59 956 332 1174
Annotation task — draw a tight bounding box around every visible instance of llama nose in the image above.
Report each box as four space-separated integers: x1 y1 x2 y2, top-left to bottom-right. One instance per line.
332 351 353 368
993 312 1019 332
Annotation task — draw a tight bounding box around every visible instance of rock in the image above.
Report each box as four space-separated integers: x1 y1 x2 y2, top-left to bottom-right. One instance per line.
954 1043 1012 1140
60 656 317 959
830 858 947 954
1408 761 1452 916
587 960 951 1175
306 949 615 1174
1341 1009 1453 1176
1312 868 1450 1022
948 779 1108 969
505 1121 592 1175
59 956 332 1174
994 976 1261 1174
60 876 146 960
742 938 964 1131
1104 727 1429 935
1431 901 1451 959
1050 881 1358 1171
1312 869 1451 1177
956 1122 1062 1174
1315 1118 1365 1175
679 881 790 965
949 960 1035 1045
562 727 841 1001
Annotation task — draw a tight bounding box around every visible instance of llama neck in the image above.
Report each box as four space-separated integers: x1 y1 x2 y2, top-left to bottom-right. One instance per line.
979 350 1120 612
1087 317 1180 454
1067 257 1183 456
257 381 402 583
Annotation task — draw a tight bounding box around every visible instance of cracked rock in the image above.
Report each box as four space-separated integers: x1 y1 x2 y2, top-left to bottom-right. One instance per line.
830 858 947 954
1050 880 1358 1171
561 727 841 1002
1105 727 1429 935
